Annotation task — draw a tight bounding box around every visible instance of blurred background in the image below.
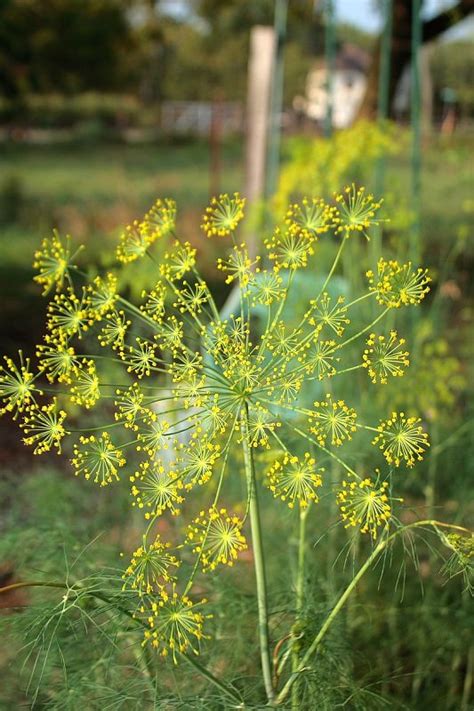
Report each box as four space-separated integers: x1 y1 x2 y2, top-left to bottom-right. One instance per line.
0 0 473 708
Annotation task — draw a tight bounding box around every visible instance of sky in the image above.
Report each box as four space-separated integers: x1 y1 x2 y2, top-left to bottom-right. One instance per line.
158 0 473 39
337 0 473 38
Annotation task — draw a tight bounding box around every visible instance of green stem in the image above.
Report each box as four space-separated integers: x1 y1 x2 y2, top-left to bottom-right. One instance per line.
291 505 309 709
273 519 469 706
241 404 275 703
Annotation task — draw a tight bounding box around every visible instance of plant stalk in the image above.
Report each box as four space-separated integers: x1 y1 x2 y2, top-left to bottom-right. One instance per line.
241 404 275 703
291 504 309 709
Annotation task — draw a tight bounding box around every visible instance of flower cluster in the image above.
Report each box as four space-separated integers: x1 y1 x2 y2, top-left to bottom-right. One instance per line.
0 188 432 660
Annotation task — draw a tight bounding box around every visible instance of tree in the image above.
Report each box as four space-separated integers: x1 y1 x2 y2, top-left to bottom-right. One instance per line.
357 0 474 119
0 0 135 97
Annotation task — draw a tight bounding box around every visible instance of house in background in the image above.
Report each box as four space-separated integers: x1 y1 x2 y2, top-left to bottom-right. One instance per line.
298 44 370 129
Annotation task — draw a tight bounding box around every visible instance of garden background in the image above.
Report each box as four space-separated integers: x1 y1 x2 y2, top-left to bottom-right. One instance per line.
0 1 473 709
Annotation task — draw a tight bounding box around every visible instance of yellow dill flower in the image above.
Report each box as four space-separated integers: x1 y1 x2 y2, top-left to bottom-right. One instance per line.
121 338 159 378
202 192 245 237
372 412 429 467
308 292 350 337
47 288 94 339
174 280 209 315
98 309 130 350
21 399 68 454
33 229 79 295
186 506 247 571
265 225 314 272
143 197 176 240
87 273 118 316
309 394 357 446
159 241 196 281
337 477 392 539
141 282 167 323
136 411 170 455
130 459 184 518
69 359 100 409
367 258 431 307
285 197 334 239
36 333 80 384
116 220 151 263
334 184 383 238
217 243 259 288
155 315 184 352
266 452 323 509
122 536 180 595
114 382 145 430
71 431 125 486
303 339 338 380
142 585 210 662
251 270 285 306
0 351 42 418
363 331 409 384
175 432 221 488
264 322 298 357
246 405 280 449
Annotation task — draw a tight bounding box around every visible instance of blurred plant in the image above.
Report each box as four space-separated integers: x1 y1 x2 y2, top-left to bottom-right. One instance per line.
0 189 470 707
275 121 412 236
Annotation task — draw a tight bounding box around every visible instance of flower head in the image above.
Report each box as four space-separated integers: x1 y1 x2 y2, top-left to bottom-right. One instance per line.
372 412 429 467
367 258 431 308
21 399 68 454
285 197 334 239
202 192 245 237
186 507 247 571
33 229 77 295
337 477 392 539
71 431 125 486
142 586 210 662
334 185 383 238
123 537 180 595
363 331 409 384
69 359 100 409
309 394 357 446
130 460 184 518
266 452 323 509
0 352 42 418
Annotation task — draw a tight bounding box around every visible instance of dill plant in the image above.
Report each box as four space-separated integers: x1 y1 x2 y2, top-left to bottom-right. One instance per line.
0 188 472 707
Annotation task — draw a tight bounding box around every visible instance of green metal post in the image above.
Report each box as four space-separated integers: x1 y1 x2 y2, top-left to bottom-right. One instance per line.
410 0 422 266
266 0 288 199
323 0 336 138
371 0 393 266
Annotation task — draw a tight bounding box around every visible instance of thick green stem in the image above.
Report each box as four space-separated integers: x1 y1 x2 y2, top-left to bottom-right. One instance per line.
291 505 309 709
241 405 275 703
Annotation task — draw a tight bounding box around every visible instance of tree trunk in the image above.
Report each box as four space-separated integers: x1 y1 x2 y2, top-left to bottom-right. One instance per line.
357 0 474 120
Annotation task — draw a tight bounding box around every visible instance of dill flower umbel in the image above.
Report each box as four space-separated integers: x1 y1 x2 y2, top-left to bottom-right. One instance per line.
337 477 392 539
201 192 245 237
373 412 430 467
363 331 410 384
71 432 125 486
186 507 247 571
33 229 77 294
0 351 42 418
367 258 431 307
142 586 210 662
123 537 180 595
21 399 68 454
334 184 383 237
309 394 357 446
266 452 323 509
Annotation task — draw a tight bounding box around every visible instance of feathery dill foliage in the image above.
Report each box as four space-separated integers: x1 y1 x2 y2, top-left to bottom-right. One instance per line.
2 186 456 703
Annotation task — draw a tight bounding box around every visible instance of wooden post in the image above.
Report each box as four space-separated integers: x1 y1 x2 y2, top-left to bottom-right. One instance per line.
244 27 275 212
219 25 274 321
